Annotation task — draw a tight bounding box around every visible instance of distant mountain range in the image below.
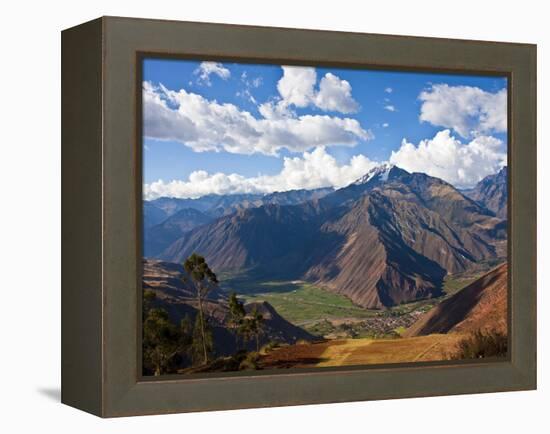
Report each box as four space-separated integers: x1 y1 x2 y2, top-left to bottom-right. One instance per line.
143 188 333 256
144 165 507 309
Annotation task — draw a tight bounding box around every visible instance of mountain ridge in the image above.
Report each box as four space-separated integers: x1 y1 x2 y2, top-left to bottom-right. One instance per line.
462 167 507 219
158 166 506 308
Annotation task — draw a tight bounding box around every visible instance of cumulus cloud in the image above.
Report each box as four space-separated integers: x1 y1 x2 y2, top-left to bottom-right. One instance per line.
385 87 393 93
194 62 231 86
382 123 389 128
315 73 360 113
276 66 360 114
389 129 506 188
143 81 372 156
143 147 379 199
419 84 507 138
384 105 396 112
277 66 317 108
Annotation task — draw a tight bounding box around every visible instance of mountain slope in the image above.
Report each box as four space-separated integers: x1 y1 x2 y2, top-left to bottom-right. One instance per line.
144 208 213 257
304 183 497 308
143 201 168 229
404 262 508 337
463 167 508 219
144 188 333 258
162 202 324 274
161 166 505 308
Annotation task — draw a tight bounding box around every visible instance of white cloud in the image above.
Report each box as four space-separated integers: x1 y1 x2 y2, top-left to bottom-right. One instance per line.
276 66 360 114
384 105 396 112
194 62 231 86
389 129 506 188
143 147 379 199
277 66 316 107
315 73 360 114
143 81 372 156
382 123 389 128
419 84 507 138
385 87 393 93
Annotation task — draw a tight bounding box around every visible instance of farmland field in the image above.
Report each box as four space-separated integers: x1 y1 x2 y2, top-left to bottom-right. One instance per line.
221 278 376 325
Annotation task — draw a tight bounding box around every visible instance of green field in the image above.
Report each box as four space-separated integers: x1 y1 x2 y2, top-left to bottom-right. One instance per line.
222 278 375 325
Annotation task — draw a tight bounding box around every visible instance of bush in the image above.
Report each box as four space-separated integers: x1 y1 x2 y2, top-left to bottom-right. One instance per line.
451 330 508 360
239 351 260 370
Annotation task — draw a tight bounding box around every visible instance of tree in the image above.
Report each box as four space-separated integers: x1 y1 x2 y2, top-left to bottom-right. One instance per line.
143 307 192 376
190 314 213 366
243 307 265 353
183 253 218 365
227 292 246 349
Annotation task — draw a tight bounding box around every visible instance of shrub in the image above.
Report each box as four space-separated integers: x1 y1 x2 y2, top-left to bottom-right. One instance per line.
451 330 508 360
239 351 260 370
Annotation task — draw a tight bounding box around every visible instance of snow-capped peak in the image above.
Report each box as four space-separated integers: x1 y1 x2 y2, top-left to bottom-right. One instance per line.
353 163 396 185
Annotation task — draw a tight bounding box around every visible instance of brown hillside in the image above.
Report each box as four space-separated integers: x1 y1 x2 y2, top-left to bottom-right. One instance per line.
404 263 508 337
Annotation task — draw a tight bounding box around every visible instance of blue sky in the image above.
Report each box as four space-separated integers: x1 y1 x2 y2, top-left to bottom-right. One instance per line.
142 58 507 199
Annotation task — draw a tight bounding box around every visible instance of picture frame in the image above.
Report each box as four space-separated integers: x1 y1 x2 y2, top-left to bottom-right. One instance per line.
61 16 536 417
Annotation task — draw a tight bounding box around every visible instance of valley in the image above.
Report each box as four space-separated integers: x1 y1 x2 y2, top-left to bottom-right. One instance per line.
142 165 509 375
221 262 498 340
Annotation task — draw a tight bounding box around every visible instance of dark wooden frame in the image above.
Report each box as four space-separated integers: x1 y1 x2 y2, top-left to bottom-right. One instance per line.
62 16 537 417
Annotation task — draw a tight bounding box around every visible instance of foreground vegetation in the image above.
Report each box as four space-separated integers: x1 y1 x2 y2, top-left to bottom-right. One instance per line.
142 254 266 376
450 330 508 360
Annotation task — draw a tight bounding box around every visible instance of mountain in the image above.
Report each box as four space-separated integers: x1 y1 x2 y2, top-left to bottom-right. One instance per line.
143 259 314 357
160 166 506 308
144 188 333 258
144 208 213 257
463 167 507 219
143 201 168 228
404 262 507 337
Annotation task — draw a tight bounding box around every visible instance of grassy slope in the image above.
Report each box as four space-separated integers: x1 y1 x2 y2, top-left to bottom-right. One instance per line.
261 334 465 369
